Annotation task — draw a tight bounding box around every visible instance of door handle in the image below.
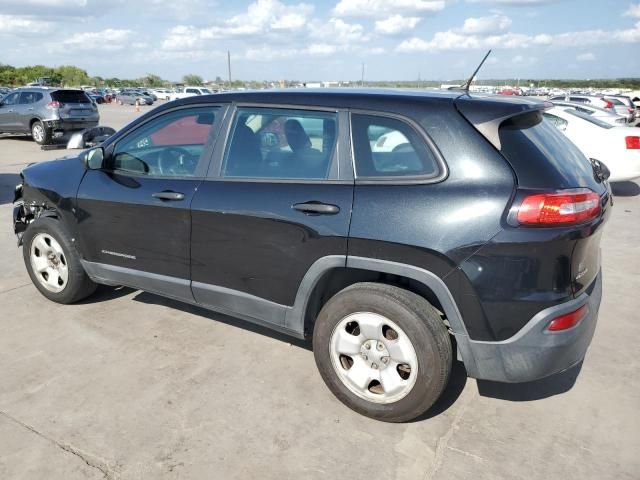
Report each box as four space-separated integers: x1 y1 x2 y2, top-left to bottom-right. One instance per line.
292 201 340 215
27 108 34 111
152 191 185 201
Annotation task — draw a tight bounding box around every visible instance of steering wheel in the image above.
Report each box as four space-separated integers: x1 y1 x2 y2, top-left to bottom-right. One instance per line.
157 146 197 176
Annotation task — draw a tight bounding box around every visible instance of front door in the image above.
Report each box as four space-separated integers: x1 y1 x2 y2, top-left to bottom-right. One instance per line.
0 92 20 132
76 104 225 300
190 105 353 331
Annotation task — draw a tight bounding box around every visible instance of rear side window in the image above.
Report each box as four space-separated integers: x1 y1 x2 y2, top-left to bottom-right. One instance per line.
499 111 595 188
51 90 90 103
351 114 438 179
18 92 43 104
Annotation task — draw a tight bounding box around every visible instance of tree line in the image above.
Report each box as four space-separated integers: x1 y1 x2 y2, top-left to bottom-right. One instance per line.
2 63 639 90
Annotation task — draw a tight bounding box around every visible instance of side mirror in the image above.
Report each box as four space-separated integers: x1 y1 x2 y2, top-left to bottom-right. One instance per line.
84 147 105 170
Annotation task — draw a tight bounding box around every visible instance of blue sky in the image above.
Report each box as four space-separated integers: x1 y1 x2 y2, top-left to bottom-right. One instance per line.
0 0 639 81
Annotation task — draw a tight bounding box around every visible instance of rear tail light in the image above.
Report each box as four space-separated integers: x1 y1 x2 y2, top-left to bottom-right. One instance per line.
629 108 635 114
517 188 601 226
46 100 62 109
603 99 613 109
547 304 588 331
626 136 640 149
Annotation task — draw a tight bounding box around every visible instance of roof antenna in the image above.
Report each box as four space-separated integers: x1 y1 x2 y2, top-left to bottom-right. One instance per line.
460 49 492 94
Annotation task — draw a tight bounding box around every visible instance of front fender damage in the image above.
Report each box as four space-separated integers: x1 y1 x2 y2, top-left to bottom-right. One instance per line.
13 183 57 246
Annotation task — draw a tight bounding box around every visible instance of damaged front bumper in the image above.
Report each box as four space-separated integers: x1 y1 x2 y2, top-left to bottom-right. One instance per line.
13 183 28 246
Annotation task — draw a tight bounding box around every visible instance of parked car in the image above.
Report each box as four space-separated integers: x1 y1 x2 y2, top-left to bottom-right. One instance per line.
152 88 172 100
12 89 610 422
548 95 620 115
0 87 99 145
544 106 640 182
139 90 158 101
116 91 154 106
167 86 214 101
551 101 628 126
604 96 636 123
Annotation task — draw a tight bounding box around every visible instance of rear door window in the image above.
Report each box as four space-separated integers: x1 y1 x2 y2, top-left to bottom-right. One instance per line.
51 90 90 104
222 107 338 180
351 113 439 179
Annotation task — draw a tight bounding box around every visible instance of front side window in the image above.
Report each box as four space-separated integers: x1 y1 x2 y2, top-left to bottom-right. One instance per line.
110 106 220 177
222 107 338 180
1 92 19 106
351 113 439 179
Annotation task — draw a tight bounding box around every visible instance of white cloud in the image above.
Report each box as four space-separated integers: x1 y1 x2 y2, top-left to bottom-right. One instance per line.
375 15 421 35
577 52 596 62
56 28 135 51
466 0 561 5
397 18 640 51
333 0 446 18
0 15 53 34
626 4 640 18
309 18 367 43
459 14 511 35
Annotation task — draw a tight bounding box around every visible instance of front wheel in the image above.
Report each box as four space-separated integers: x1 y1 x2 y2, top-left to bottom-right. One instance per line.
313 282 452 422
22 217 97 304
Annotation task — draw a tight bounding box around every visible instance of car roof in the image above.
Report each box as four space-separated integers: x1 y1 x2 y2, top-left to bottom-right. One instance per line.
173 87 545 111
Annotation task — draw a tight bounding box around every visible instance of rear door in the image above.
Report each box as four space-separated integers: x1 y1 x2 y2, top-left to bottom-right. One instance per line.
190 105 353 331
76 104 226 300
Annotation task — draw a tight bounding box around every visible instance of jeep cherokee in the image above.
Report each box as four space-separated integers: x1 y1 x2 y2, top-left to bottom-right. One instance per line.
13 89 611 422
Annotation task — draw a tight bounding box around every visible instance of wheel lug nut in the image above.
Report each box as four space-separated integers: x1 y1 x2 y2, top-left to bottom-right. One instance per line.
382 357 389 364
362 353 368 360
365 342 371 350
372 363 378 369
377 342 384 351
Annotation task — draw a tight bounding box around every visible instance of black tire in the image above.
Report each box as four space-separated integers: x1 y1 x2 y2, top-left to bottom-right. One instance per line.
313 282 452 422
31 120 51 145
22 217 97 304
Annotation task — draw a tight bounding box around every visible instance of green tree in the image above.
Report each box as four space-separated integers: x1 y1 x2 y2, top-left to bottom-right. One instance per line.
182 74 203 85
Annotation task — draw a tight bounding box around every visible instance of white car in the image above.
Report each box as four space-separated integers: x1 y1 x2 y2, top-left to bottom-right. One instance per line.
167 86 215 101
550 101 628 126
544 106 640 182
152 89 172 100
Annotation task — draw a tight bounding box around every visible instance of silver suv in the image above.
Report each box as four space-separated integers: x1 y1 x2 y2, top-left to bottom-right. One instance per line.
0 87 99 145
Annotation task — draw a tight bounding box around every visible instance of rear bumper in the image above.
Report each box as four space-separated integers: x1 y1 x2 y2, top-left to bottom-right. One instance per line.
43 119 99 132
458 271 602 383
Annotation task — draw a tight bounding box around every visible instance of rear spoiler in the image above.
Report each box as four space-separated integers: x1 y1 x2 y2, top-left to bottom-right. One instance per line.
454 94 549 150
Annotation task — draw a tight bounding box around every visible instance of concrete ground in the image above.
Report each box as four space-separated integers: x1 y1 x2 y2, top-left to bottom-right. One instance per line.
0 103 639 480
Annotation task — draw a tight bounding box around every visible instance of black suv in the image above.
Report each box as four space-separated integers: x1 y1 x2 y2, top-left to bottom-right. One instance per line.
0 88 99 144
13 89 610 422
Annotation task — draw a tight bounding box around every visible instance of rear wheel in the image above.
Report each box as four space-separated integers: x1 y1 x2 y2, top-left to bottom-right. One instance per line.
31 120 51 145
313 282 452 422
22 217 97 304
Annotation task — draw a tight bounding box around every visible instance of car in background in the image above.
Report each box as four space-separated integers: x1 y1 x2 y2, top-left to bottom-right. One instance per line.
544 106 640 182
167 86 214 101
604 96 635 123
548 95 620 116
0 87 99 145
139 90 158 101
0 87 12 98
551 101 628 126
87 92 105 104
153 89 173 100
116 91 154 106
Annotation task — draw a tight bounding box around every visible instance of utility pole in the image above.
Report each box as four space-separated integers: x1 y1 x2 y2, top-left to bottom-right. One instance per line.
361 63 365 87
227 50 232 89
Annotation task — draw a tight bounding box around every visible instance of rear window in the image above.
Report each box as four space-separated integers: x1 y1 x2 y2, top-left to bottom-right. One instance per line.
51 90 91 103
498 111 597 189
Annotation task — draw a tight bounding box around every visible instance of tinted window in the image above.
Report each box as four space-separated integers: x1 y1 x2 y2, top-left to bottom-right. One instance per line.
569 97 588 103
351 114 438 178
1 92 19 105
499 111 595 188
111 106 219 177
186 89 200 94
222 107 338 180
51 90 90 103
